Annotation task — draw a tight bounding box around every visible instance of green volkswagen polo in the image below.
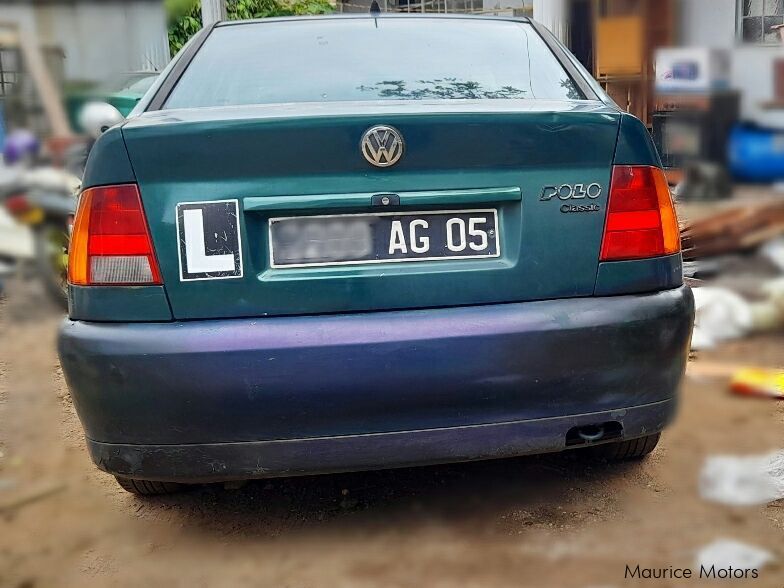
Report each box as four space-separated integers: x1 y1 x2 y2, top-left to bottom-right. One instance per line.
58 14 694 495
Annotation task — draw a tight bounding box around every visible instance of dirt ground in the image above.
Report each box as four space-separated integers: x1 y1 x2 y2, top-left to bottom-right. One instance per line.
1 282 783 588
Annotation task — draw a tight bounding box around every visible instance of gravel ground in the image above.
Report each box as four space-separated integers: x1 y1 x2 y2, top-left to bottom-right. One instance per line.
1 280 783 588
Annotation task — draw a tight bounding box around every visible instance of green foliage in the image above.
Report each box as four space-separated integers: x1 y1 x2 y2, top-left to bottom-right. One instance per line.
167 0 334 56
165 0 198 20
167 0 202 55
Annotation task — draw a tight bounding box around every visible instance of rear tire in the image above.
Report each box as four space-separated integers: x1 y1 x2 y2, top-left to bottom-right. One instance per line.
114 476 185 496
590 432 661 461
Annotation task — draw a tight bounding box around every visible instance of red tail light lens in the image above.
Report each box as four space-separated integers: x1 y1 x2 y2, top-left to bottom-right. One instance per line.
68 184 162 286
600 165 680 261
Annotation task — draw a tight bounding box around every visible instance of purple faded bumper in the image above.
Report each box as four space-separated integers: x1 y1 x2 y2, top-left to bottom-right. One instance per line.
59 286 693 482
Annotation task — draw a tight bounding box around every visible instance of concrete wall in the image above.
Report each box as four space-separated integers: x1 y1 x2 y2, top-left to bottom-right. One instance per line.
679 0 784 128
679 0 736 48
732 45 784 128
2 1 169 81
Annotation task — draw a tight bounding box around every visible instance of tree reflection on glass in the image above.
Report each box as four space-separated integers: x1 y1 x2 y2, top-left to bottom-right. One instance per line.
560 79 581 100
357 77 582 101
357 79 528 100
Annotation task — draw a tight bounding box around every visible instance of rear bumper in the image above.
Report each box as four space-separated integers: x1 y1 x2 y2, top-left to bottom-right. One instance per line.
88 400 675 483
59 286 694 482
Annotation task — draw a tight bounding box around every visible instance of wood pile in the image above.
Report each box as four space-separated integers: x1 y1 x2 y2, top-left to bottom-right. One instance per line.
680 201 784 261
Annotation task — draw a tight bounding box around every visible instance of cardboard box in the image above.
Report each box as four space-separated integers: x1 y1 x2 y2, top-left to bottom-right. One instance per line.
596 16 644 77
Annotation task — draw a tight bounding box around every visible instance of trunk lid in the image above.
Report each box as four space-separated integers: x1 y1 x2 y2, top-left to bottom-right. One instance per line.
122 100 620 319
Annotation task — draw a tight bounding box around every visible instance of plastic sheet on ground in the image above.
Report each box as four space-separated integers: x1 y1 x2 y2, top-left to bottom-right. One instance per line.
699 451 784 506
695 539 775 573
760 237 784 272
691 287 753 350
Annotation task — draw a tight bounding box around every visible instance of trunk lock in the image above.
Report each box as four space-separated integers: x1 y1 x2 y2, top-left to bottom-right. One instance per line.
372 193 400 207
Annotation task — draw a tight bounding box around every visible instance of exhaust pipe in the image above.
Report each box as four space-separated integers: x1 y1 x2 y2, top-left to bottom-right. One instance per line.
565 421 623 446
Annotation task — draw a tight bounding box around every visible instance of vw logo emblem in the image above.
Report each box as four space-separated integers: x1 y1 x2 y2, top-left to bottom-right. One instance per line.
361 125 404 168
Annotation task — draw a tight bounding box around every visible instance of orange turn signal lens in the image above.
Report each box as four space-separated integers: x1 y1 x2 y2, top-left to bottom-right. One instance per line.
67 189 93 286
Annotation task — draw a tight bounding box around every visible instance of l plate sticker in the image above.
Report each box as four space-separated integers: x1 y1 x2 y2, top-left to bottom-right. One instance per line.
176 199 243 281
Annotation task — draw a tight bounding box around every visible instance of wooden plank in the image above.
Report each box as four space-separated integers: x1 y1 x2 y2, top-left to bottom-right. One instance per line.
2 20 72 138
680 201 784 260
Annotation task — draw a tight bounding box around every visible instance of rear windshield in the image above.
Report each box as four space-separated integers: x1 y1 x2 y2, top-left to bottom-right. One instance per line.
164 18 583 109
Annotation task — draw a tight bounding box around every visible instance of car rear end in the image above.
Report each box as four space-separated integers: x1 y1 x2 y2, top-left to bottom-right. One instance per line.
58 16 694 488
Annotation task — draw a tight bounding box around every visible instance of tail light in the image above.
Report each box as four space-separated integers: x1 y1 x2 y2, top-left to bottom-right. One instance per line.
600 165 680 261
68 184 162 286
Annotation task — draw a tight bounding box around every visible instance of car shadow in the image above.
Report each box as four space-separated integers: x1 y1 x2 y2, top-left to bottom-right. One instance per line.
135 449 649 539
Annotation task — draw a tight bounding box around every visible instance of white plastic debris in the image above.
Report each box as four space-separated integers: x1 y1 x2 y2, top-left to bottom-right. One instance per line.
691 287 753 350
769 450 784 497
699 451 784 506
696 539 775 573
749 278 784 332
760 237 784 272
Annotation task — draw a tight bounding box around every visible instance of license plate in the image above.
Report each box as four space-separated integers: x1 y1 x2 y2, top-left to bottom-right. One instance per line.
269 209 500 268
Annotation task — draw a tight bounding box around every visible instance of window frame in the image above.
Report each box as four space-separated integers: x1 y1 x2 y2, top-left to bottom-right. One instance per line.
737 0 784 45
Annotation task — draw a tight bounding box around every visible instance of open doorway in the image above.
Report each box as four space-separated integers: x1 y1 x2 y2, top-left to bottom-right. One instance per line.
569 0 594 72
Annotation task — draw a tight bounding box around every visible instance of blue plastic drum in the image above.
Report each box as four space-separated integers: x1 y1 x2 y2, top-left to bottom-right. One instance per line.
729 124 784 182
